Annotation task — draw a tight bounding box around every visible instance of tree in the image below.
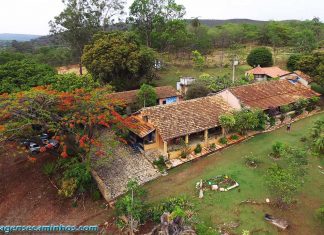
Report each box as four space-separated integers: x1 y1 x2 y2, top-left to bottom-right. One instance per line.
266 164 301 205
247 47 273 67
129 0 185 47
137 84 157 108
0 51 26 65
51 73 100 92
310 118 324 155
219 114 236 136
115 180 147 233
50 0 125 75
185 83 210 100
0 60 56 94
233 109 259 135
287 54 302 71
294 29 317 53
82 32 157 91
0 85 130 171
192 50 205 71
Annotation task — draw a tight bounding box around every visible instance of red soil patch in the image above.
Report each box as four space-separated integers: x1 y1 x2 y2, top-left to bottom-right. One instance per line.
0 142 113 230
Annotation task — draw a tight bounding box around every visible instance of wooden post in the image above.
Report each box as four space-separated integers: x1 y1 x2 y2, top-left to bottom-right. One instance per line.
185 135 189 145
204 129 208 146
163 141 168 154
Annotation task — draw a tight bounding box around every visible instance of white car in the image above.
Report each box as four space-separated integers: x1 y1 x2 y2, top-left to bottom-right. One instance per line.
28 142 41 153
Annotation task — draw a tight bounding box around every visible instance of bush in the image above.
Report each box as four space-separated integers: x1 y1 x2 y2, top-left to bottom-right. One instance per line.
271 142 286 159
306 96 320 111
244 153 261 168
316 205 324 223
287 54 302 71
209 143 216 150
219 137 228 145
294 99 308 115
148 196 191 223
91 189 101 201
269 116 276 126
194 144 202 154
280 104 293 114
42 162 55 176
311 83 324 95
58 178 78 198
185 83 210 100
230 134 239 140
153 156 167 172
115 180 148 224
247 47 273 67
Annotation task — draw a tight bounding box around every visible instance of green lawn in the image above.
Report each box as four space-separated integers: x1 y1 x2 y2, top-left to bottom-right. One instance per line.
144 113 324 234
153 65 251 87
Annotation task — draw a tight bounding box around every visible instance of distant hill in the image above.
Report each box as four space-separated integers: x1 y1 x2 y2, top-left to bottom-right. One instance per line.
0 33 42 41
197 19 267 27
187 19 303 27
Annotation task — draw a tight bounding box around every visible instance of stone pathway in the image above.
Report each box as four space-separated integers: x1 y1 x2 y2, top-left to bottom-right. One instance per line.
91 131 161 201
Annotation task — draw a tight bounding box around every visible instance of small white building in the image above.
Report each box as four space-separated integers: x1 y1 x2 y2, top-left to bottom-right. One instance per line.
176 77 196 96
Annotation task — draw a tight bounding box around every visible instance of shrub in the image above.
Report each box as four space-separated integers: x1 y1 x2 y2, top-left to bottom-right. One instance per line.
280 104 292 113
287 54 302 71
311 83 324 95
306 96 320 111
219 137 228 145
266 164 301 205
316 205 324 223
153 156 167 172
91 189 101 201
279 114 285 123
247 47 273 67
230 134 239 140
194 144 202 154
269 116 276 126
115 180 148 224
294 99 309 115
148 196 191 223
209 143 216 150
271 141 286 159
58 178 78 198
185 83 210 100
42 162 55 176
244 153 261 168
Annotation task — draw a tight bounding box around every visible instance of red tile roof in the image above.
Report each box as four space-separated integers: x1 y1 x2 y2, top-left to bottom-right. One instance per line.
140 95 234 141
107 86 179 105
229 80 320 110
123 116 155 138
246 66 291 78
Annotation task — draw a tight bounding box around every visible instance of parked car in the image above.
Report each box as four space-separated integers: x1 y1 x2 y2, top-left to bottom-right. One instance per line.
28 142 41 154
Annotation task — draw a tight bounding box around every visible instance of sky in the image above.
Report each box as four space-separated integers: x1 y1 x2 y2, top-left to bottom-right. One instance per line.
0 0 323 35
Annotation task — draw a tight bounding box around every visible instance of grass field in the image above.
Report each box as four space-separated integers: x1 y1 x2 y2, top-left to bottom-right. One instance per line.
144 113 324 234
154 64 251 87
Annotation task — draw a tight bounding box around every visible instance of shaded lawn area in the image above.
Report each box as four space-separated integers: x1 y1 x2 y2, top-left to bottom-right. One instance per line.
153 65 251 87
144 113 324 234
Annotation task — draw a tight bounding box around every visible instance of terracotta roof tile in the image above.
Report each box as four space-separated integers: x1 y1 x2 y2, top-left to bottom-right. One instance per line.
247 66 291 78
140 95 234 141
123 116 155 138
230 80 320 110
107 86 179 105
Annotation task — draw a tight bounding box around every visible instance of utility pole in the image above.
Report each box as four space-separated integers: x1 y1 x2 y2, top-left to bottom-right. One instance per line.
232 58 239 84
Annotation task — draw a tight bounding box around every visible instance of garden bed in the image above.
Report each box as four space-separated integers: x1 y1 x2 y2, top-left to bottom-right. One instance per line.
196 175 239 192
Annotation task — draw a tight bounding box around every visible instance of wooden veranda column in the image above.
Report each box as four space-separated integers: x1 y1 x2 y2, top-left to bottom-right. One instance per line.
185 134 189 145
163 141 168 154
204 129 208 146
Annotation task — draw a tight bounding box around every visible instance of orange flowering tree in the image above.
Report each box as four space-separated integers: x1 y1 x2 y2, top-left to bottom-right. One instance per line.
0 86 134 164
